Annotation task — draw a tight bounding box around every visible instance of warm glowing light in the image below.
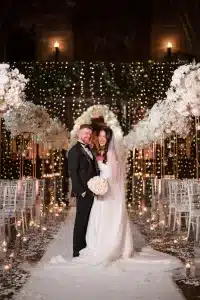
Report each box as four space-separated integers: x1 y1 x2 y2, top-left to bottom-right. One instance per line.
54 41 59 48
167 42 172 48
2 241 7 247
185 262 191 269
4 264 11 271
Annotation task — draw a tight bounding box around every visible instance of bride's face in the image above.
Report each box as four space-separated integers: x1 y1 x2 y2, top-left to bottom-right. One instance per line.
98 130 107 147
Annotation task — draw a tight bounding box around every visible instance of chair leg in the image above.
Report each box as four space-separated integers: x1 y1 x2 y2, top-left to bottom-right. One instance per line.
24 212 28 231
196 217 199 242
168 207 172 227
21 211 25 235
2 224 5 245
7 218 11 241
187 216 191 240
178 212 182 233
173 210 177 231
30 209 33 222
185 214 189 229
192 222 195 232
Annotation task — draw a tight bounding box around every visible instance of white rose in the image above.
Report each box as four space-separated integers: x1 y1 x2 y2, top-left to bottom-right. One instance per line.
0 63 9 68
0 75 9 86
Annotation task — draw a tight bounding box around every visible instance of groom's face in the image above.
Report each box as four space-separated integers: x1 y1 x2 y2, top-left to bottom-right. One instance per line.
79 128 92 144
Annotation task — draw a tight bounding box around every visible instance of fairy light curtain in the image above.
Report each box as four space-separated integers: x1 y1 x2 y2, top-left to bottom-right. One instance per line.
1 60 198 205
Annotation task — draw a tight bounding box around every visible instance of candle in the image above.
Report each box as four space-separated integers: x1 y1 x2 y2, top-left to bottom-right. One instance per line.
167 42 172 58
54 41 60 62
185 262 191 277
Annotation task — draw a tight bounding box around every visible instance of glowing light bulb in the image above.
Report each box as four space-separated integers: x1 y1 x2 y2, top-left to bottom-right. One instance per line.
54 41 59 48
167 42 172 48
4 264 10 270
186 262 191 268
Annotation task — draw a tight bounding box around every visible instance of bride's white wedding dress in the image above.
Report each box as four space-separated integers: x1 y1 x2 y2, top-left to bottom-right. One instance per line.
15 158 184 300
14 135 184 300
79 161 134 265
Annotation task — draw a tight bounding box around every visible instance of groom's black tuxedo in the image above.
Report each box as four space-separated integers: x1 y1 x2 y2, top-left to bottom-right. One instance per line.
68 141 100 256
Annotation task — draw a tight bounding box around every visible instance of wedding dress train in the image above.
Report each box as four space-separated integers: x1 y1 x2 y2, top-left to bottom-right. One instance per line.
15 209 184 300
14 159 184 299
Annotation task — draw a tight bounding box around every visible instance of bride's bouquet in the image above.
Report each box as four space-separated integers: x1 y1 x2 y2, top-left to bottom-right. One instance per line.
87 176 108 196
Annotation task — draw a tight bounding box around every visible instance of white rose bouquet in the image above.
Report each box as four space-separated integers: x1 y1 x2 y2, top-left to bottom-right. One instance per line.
87 176 108 196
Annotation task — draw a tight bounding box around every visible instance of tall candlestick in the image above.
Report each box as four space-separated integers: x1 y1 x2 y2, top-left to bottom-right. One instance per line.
54 41 60 62
167 42 172 58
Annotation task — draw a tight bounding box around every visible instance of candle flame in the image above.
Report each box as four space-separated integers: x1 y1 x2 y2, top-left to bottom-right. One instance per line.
167 42 172 48
54 41 59 48
185 262 191 268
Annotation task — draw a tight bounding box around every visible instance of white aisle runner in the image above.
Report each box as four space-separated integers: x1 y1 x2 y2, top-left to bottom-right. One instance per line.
15 208 185 300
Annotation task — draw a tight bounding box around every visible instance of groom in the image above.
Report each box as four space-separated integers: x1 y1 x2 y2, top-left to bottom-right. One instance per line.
68 124 100 257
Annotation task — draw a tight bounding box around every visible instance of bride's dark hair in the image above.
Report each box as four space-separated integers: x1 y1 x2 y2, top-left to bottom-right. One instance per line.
97 126 113 163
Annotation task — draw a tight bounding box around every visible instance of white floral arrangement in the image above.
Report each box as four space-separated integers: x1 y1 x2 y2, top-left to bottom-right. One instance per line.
37 118 69 150
167 62 200 116
0 64 69 149
87 176 108 196
4 102 51 136
70 104 125 161
0 64 28 110
123 62 200 150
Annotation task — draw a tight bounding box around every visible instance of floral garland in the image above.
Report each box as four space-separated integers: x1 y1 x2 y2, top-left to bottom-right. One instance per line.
0 64 68 150
0 64 28 110
123 62 200 150
70 105 124 160
167 62 200 116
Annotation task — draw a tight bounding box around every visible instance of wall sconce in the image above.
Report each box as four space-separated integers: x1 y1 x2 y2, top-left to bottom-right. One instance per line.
167 42 172 58
54 41 60 62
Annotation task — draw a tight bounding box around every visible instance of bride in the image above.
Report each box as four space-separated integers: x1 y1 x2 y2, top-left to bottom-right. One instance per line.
79 126 134 265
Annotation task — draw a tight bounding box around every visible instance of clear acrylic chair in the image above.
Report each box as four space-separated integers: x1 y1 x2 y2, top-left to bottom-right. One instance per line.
24 179 36 226
3 181 18 240
173 180 190 232
168 180 179 228
187 181 200 241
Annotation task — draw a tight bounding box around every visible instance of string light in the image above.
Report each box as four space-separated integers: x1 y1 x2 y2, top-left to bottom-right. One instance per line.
2 61 198 207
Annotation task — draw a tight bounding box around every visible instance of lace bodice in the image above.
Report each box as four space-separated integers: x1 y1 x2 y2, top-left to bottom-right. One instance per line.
98 161 111 180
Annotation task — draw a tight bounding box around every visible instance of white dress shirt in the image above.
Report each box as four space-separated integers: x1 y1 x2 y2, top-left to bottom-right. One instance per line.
80 142 93 160
79 141 93 197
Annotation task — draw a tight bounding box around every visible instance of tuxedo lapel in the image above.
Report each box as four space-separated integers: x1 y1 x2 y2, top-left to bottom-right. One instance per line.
77 142 92 164
91 150 99 174
76 142 99 174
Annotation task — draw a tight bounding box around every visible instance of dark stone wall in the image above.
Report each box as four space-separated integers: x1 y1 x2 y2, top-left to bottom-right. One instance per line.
73 1 152 61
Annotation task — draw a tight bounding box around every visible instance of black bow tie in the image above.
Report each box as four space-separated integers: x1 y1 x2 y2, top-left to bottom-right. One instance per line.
80 142 90 149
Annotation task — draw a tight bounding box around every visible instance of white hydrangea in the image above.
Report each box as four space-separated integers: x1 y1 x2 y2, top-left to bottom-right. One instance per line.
123 62 200 150
4 102 51 136
0 64 28 110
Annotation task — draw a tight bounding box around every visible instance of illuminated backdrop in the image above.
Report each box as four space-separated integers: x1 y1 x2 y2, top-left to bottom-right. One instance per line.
1 61 198 206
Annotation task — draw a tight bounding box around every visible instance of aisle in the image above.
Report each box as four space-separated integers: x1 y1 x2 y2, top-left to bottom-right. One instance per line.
15 208 185 300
